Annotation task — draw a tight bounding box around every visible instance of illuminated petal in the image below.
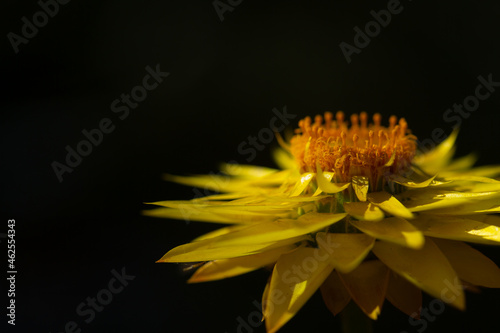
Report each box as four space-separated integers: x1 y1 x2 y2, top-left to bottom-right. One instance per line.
351 217 425 249
263 247 335 333
320 271 351 316
398 189 500 213
290 173 314 196
410 215 500 244
352 176 369 201
433 238 500 288
158 237 307 262
338 260 390 320
413 128 458 174
367 191 414 219
316 164 350 194
386 271 422 318
188 244 296 283
316 232 375 273
344 202 384 221
373 239 465 310
208 212 347 247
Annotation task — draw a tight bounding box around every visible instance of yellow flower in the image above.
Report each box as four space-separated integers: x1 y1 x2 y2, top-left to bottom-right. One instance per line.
145 111 500 333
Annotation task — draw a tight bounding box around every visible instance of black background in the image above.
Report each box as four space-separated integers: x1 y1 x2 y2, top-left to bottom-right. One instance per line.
2 0 500 332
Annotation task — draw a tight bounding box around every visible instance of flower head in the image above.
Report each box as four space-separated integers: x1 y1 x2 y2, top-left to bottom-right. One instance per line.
146 112 500 332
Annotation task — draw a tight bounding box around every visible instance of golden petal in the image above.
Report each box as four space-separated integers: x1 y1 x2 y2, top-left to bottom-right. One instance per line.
188 244 296 283
316 163 350 194
350 217 425 249
263 247 335 333
158 236 307 262
410 215 500 245
344 202 385 221
367 191 414 219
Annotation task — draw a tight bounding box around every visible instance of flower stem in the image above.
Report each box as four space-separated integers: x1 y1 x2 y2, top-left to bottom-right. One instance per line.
340 302 373 333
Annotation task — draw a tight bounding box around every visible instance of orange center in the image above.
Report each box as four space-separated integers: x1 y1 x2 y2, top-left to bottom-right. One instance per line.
290 111 417 183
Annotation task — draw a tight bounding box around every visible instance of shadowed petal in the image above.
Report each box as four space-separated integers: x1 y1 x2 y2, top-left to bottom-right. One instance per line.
338 260 390 320
316 232 375 273
373 238 465 310
320 271 351 316
433 238 500 288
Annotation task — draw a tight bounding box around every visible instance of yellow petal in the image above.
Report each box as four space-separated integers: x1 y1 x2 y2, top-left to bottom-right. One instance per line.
410 215 500 245
372 239 465 310
316 232 375 273
191 225 246 241
352 176 369 201
351 217 425 249
219 163 278 178
344 202 384 221
263 247 335 333
290 173 314 196
142 207 286 224
158 236 306 262
320 271 351 316
449 165 500 178
386 271 422 318
433 238 500 288
316 164 350 194
273 148 295 170
338 260 390 320
398 188 500 213
413 128 458 174
367 191 414 219
210 212 347 247
441 152 478 172
388 174 438 188
188 244 296 283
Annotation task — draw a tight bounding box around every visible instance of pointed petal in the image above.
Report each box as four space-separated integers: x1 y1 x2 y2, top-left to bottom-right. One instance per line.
388 174 438 188
338 260 390 320
386 271 422 318
192 225 246 241
263 247 335 333
188 244 296 283
368 191 414 219
158 236 306 262
344 202 384 221
410 215 500 245
290 173 314 196
413 128 458 174
316 232 375 273
352 176 369 201
320 271 351 316
351 217 425 249
433 238 500 288
316 164 350 194
273 148 295 170
219 163 278 178
210 212 347 247
372 239 465 310
441 152 478 172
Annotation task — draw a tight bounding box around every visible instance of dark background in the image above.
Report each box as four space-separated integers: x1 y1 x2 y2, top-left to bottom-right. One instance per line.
2 0 500 332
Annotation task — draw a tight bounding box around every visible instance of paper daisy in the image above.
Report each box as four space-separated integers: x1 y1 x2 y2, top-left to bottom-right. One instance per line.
145 111 500 332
